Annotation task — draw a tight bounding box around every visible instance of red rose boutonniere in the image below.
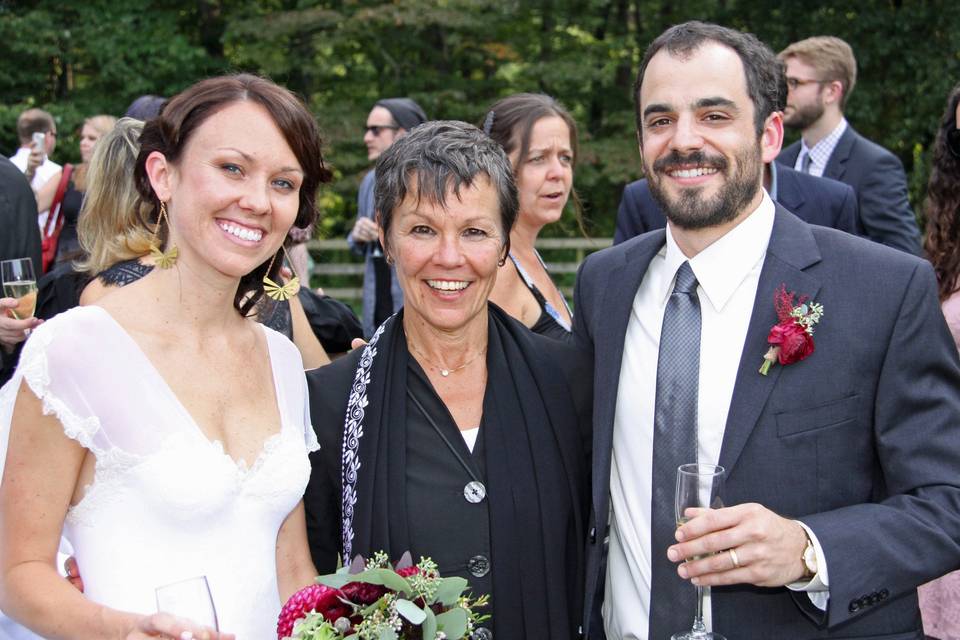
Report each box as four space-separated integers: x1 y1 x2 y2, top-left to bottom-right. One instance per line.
758 285 824 375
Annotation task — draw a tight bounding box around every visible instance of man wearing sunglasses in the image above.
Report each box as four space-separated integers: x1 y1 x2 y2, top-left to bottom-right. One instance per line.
348 97 428 337
776 36 921 256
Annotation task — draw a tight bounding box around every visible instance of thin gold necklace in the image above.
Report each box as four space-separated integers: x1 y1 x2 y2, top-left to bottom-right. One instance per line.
408 341 486 377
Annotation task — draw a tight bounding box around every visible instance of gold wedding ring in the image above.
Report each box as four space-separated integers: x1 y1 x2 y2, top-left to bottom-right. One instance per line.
728 548 741 569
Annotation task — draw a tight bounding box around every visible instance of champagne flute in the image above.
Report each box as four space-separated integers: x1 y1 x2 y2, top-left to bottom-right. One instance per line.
155 575 219 631
673 463 726 640
1 258 38 321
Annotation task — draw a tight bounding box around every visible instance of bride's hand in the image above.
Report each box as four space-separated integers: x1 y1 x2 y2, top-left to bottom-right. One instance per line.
127 612 235 640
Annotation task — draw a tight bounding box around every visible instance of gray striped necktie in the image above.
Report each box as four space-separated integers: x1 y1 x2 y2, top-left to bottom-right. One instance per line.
801 152 813 173
649 260 700 640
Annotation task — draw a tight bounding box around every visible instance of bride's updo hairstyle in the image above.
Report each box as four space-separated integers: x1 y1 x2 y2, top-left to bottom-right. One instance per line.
133 73 332 315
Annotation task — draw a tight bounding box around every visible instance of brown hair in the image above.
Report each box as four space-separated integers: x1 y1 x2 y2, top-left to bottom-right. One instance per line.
133 73 332 315
16 108 55 144
779 36 858 111
482 93 585 234
924 83 960 301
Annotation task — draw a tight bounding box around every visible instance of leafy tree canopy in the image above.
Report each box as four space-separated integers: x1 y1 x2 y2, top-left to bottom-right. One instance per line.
2 0 956 236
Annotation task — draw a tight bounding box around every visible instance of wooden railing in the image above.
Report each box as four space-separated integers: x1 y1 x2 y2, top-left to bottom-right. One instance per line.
306 237 613 303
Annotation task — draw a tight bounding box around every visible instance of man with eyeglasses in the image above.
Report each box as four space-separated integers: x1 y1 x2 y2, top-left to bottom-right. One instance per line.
776 36 920 255
9 108 61 230
348 97 428 337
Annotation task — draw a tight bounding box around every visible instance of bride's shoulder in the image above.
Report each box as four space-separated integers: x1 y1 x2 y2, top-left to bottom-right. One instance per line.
27 305 113 348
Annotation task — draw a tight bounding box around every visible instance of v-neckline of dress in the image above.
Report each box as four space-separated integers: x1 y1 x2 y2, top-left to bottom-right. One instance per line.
87 305 285 472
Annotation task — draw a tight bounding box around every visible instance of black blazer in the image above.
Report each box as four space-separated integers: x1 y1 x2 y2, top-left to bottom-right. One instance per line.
0 156 40 385
777 125 921 255
613 164 859 245
576 206 960 638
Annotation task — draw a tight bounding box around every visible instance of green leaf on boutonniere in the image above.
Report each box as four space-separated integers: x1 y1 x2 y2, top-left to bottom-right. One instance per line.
377 629 398 640
435 607 468 638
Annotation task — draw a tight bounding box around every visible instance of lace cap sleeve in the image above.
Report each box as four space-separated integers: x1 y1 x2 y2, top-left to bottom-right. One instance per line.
14 311 108 456
0 310 114 483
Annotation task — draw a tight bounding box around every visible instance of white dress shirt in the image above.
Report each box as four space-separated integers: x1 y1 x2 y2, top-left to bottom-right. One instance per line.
603 193 828 639
795 118 848 178
10 146 62 228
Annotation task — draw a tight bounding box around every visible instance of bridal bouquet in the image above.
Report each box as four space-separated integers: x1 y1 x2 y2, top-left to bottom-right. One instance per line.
277 551 489 640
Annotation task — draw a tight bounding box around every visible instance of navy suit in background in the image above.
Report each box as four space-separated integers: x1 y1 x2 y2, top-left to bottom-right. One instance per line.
777 125 921 255
613 163 859 245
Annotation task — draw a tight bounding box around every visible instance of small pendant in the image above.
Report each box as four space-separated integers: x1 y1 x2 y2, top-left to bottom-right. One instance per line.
441 369 450 377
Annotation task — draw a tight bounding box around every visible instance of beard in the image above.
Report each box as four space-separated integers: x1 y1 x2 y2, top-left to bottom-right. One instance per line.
645 143 763 230
784 98 825 130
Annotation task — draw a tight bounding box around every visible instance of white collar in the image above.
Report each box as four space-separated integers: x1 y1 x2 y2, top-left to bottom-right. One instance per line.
658 191 775 312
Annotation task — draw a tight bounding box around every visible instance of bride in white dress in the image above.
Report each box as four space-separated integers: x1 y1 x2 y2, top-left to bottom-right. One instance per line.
0 74 330 639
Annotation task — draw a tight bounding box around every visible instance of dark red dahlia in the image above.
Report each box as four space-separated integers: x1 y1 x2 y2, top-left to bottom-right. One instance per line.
340 581 388 605
277 584 337 639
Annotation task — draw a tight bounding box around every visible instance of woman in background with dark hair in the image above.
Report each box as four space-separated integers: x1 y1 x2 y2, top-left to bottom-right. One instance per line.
484 93 583 340
919 81 960 640
0 74 330 639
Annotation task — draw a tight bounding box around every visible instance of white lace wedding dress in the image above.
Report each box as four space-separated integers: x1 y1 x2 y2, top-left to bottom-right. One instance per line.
0 306 318 639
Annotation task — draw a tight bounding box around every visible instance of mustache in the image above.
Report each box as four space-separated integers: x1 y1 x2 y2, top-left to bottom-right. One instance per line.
652 150 728 174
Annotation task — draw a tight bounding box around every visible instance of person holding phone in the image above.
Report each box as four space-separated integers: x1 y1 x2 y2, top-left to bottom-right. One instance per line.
9 108 61 228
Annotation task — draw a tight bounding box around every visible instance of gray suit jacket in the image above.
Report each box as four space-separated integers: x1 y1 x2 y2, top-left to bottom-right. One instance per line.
778 126 921 255
574 206 960 639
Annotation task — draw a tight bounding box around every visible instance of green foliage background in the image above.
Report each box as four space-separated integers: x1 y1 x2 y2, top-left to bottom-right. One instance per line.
2 0 957 238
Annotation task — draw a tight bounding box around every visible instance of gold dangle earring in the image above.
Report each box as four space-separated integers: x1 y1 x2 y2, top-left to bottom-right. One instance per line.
149 202 179 269
262 246 301 301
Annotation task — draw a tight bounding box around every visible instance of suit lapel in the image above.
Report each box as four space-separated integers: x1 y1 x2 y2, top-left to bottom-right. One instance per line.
719 207 822 476
777 141 801 168
593 231 665 526
824 125 856 182
774 168 805 215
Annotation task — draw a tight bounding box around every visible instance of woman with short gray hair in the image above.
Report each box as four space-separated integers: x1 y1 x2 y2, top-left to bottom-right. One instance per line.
305 120 592 638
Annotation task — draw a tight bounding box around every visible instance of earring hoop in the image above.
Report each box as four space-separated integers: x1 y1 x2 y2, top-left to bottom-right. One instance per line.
262 245 301 301
149 202 179 269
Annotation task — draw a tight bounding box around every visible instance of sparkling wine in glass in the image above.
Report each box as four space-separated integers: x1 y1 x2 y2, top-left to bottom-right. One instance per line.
155 575 219 631
673 463 726 640
1 258 38 320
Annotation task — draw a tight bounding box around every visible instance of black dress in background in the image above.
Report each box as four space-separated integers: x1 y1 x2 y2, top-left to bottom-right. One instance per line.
54 181 84 265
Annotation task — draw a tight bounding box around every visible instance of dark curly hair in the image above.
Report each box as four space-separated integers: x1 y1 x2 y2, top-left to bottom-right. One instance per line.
134 73 332 315
923 82 960 301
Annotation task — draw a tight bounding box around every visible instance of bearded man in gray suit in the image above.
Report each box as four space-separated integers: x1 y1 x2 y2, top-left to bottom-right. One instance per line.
575 21 960 640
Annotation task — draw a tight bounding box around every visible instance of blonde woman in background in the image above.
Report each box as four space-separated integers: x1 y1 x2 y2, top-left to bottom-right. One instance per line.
36 115 118 264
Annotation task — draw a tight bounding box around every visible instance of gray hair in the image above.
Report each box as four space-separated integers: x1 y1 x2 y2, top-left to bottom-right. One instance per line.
374 120 519 254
